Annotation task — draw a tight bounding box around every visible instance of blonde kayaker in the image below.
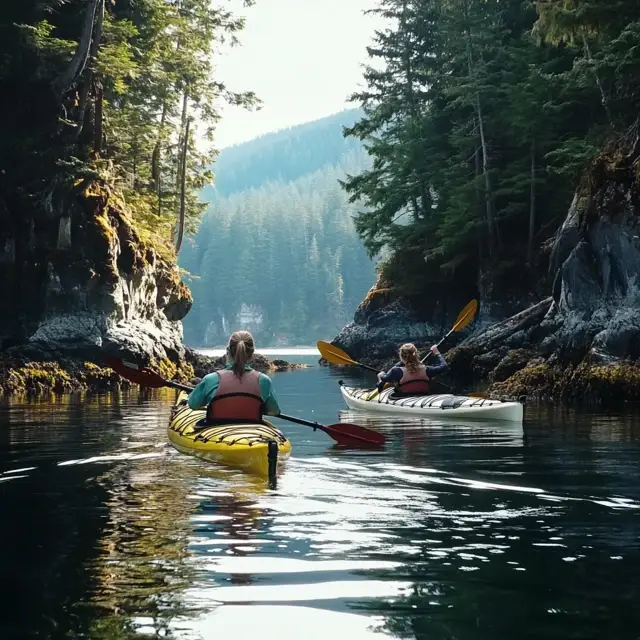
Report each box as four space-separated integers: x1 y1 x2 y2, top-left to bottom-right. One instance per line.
188 330 281 423
376 343 448 395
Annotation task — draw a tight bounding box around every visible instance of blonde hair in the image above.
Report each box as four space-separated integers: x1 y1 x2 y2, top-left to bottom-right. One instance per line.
399 343 421 373
227 330 255 377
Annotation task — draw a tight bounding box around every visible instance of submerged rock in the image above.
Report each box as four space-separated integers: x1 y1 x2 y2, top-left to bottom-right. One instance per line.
0 346 305 396
184 348 307 379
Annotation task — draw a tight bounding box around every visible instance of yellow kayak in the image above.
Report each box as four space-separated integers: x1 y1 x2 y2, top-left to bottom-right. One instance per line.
167 392 292 478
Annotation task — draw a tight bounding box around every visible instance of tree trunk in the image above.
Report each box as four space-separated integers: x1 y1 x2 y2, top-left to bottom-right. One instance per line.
74 0 104 142
174 91 189 215
132 135 138 189
400 0 430 218
94 80 103 155
152 104 168 216
581 32 614 127
472 73 496 257
463 1 496 257
174 116 190 254
528 137 536 265
475 136 483 272
54 0 101 97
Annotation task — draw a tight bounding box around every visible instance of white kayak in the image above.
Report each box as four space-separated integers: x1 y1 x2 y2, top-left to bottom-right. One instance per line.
339 382 524 423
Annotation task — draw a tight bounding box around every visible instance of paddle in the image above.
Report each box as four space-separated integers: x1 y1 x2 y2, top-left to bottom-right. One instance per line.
317 341 380 373
103 357 386 447
319 298 482 400
317 340 454 395
421 299 478 364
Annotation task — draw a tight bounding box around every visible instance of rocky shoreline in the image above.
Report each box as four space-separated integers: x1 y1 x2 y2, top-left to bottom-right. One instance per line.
0 170 307 398
329 132 640 406
0 346 305 397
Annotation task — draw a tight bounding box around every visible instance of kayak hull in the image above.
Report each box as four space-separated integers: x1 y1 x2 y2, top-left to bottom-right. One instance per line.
339 383 523 423
168 392 292 477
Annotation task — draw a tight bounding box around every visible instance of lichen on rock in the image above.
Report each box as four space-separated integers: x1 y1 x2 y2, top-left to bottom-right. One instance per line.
0 354 131 396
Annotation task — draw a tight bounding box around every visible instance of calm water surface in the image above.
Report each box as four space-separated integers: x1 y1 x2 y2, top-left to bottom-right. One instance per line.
1 356 640 639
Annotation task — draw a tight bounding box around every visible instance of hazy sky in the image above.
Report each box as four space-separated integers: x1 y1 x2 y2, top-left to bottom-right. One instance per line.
212 0 385 149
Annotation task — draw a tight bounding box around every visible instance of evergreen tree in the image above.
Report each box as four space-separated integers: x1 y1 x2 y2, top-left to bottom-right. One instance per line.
341 0 640 302
180 141 376 345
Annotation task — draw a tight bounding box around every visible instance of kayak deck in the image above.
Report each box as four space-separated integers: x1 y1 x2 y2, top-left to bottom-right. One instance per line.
339 383 523 423
168 392 291 477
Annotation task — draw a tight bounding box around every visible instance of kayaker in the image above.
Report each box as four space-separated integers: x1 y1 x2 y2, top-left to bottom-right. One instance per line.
376 343 448 395
188 330 281 423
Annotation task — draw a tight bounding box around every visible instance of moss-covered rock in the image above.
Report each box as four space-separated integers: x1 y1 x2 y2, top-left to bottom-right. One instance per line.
0 357 131 396
490 362 559 399
560 361 640 403
487 357 640 405
491 349 536 383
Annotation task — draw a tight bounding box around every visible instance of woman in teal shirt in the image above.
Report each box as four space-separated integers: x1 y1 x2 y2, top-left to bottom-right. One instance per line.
188 331 281 420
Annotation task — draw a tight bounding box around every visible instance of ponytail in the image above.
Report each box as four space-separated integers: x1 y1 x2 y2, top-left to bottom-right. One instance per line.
227 330 255 378
399 343 421 373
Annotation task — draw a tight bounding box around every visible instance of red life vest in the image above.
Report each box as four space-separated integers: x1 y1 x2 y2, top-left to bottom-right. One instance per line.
206 369 265 423
396 365 430 395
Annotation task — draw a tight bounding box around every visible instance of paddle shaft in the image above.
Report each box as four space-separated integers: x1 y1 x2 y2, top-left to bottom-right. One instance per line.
276 412 378 443
162 380 343 426
117 364 383 443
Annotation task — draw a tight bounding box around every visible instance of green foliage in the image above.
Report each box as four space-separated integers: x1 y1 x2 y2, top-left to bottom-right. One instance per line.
202 109 365 198
180 137 377 346
0 0 259 257
343 0 640 297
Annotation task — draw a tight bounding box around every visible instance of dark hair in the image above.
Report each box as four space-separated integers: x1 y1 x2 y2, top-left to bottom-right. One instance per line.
227 330 255 377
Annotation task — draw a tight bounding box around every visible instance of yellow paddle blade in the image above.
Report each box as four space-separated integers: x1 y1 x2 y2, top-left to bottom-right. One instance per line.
452 299 478 332
317 340 359 367
367 382 392 401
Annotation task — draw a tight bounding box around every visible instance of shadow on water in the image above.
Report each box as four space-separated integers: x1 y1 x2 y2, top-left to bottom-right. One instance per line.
1 367 640 639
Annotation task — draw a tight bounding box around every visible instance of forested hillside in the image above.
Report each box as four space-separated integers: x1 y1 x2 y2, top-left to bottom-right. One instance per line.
181 113 376 346
343 0 640 304
202 108 364 198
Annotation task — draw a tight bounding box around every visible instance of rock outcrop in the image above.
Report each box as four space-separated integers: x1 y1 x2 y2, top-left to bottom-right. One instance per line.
330 126 640 403
332 274 472 367
0 171 191 365
449 133 640 402
0 168 306 396
331 268 542 372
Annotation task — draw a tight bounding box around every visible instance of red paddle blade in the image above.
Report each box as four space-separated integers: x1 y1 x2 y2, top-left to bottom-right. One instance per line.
324 423 386 446
104 357 168 388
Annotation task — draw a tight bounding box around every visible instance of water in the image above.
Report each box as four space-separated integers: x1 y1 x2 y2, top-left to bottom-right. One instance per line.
1 356 640 639
197 346 321 364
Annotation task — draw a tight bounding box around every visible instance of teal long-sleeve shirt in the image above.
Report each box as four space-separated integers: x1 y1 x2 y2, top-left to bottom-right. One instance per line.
187 362 281 416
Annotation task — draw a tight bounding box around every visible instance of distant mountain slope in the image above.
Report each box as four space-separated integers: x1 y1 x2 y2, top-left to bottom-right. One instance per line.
182 109 376 347
202 108 364 199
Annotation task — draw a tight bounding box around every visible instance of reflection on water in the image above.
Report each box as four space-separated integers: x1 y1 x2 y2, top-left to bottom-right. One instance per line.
1 368 640 639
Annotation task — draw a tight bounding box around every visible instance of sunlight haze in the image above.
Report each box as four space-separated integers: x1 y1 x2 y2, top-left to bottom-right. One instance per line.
212 0 385 149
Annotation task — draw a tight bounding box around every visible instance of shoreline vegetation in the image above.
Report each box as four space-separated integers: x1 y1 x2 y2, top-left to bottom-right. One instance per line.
0 348 305 397
324 1 640 406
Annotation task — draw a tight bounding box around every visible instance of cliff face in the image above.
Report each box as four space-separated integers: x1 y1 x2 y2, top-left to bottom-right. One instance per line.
0 170 192 365
332 268 541 370
446 131 640 401
331 127 640 402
